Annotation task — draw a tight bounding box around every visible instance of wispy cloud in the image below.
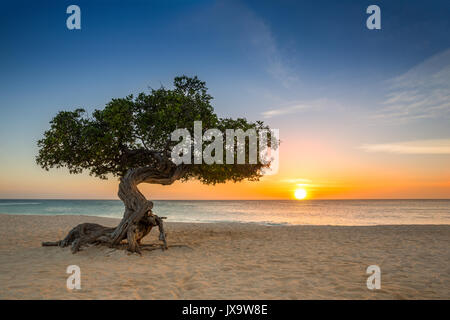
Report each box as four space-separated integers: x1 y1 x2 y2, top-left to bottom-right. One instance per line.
249 23 298 87
262 103 310 118
262 98 337 118
214 1 298 88
360 139 450 154
375 49 450 123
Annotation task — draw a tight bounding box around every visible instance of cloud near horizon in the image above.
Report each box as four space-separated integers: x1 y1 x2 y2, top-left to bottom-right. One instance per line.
360 139 450 155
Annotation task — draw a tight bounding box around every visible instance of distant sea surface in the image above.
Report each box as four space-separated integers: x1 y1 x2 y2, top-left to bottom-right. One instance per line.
0 199 449 226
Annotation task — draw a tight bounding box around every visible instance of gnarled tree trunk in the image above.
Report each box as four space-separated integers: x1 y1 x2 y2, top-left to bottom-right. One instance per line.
42 164 185 254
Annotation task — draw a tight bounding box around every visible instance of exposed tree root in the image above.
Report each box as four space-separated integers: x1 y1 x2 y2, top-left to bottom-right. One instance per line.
42 166 185 254
110 243 192 253
42 211 168 254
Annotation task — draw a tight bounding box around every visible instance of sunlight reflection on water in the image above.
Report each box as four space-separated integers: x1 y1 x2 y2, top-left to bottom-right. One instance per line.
0 199 449 226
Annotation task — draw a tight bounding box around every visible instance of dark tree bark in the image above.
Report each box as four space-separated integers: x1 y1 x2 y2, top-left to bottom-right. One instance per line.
42 164 185 254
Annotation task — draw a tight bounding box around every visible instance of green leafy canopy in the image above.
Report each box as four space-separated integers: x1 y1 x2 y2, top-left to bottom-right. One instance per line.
36 76 274 185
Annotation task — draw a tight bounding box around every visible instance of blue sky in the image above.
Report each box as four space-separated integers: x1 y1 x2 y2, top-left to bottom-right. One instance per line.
1 0 449 199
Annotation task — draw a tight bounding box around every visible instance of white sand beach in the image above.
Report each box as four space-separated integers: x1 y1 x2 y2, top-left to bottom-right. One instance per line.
0 214 448 299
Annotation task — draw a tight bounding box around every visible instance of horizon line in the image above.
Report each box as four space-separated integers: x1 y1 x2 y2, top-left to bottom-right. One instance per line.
0 198 449 201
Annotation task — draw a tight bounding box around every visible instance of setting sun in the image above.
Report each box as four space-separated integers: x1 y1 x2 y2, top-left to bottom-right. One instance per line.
294 188 307 200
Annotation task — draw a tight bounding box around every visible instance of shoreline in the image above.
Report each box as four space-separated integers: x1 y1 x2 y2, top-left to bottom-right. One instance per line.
0 213 449 227
0 214 449 299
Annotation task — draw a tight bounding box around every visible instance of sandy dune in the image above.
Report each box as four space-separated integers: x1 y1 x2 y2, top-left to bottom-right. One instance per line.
0 214 448 299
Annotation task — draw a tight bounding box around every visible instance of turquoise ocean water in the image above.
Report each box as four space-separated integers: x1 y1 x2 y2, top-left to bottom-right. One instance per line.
0 199 449 226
